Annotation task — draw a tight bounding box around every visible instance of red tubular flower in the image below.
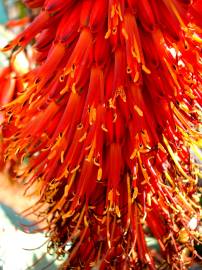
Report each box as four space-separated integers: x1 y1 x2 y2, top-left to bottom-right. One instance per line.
0 60 26 171
0 66 15 170
1 0 202 269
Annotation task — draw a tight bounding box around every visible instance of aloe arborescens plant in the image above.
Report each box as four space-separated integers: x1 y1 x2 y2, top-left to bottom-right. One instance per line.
1 0 202 269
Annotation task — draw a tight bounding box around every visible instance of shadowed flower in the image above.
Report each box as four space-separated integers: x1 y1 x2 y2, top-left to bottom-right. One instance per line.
0 66 17 170
1 0 202 269
0 51 28 172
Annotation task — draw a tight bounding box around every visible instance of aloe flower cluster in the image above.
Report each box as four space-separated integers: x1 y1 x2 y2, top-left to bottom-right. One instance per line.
1 0 202 269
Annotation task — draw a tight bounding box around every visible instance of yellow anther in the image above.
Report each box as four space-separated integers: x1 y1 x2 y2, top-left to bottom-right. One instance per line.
132 187 138 203
97 167 102 181
79 132 87 143
60 150 65 163
134 105 143 117
142 64 151 74
122 28 128 40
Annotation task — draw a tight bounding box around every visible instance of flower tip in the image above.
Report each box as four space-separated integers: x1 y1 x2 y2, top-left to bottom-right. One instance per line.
0 43 12 52
35 77 40 84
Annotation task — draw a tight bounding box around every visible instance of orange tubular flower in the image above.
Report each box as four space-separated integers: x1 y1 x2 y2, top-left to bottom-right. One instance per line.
0 63 25 171
0 66 16 170
1 0 202 269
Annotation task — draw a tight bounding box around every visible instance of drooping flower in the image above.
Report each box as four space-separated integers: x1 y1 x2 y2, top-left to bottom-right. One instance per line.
0 45 28 172
1 0 202 269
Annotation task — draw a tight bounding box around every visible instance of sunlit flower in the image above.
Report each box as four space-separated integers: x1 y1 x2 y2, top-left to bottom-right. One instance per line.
1 0 202 269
